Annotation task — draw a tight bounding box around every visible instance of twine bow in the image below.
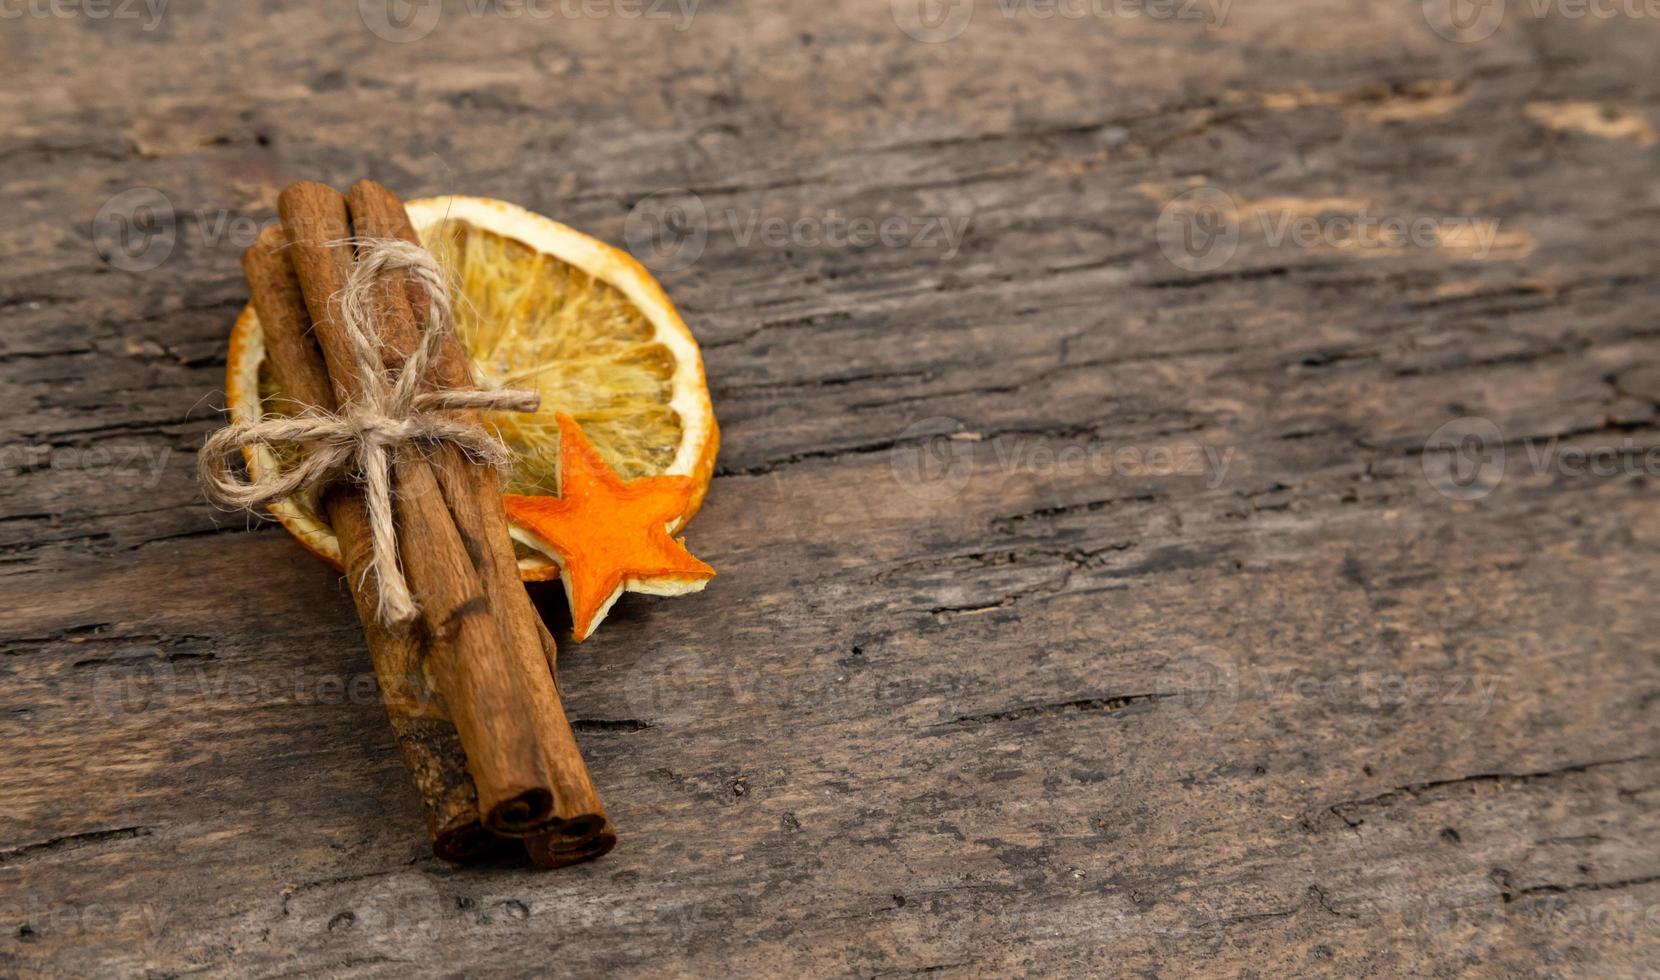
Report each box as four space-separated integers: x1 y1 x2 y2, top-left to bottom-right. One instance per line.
199 238 540 625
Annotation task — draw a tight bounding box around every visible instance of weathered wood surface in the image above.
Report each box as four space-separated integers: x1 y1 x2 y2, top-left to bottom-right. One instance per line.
3 2 1659 976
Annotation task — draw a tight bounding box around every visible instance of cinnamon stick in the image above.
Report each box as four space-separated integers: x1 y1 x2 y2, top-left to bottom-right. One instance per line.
526 823 620 869
242 227 489 862
344 181 613 858
277 182 559 836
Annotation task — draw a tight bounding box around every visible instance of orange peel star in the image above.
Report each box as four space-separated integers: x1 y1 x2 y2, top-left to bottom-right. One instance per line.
503 414 714 642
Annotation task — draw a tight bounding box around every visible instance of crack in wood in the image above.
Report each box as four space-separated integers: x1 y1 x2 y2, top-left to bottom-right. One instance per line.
1311 753 1660 832
0 826 155 866
569 719 655 733
925 693 1178 734
1509 872 1660 902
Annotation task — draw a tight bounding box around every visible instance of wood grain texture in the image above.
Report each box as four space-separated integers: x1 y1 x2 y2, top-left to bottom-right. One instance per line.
2 1 1658 977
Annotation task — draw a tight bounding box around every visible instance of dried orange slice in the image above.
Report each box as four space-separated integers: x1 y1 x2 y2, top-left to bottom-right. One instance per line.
224 196 719 581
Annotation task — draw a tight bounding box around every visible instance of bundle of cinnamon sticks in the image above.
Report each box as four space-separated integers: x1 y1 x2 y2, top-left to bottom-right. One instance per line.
244 179 611 866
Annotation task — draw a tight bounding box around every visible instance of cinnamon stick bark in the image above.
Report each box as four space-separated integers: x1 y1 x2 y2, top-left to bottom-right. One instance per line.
277 182 560 836
242 227 489 862
526 823 619 869
345 181 613 858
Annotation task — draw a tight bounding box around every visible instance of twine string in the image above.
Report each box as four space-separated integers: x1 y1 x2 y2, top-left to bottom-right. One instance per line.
199 238 540 625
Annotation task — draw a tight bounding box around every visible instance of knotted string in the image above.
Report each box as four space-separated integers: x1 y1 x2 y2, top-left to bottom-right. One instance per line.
199 238 540 625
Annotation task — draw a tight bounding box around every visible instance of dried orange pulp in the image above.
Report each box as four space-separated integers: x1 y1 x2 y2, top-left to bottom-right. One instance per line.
224 195 719 581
